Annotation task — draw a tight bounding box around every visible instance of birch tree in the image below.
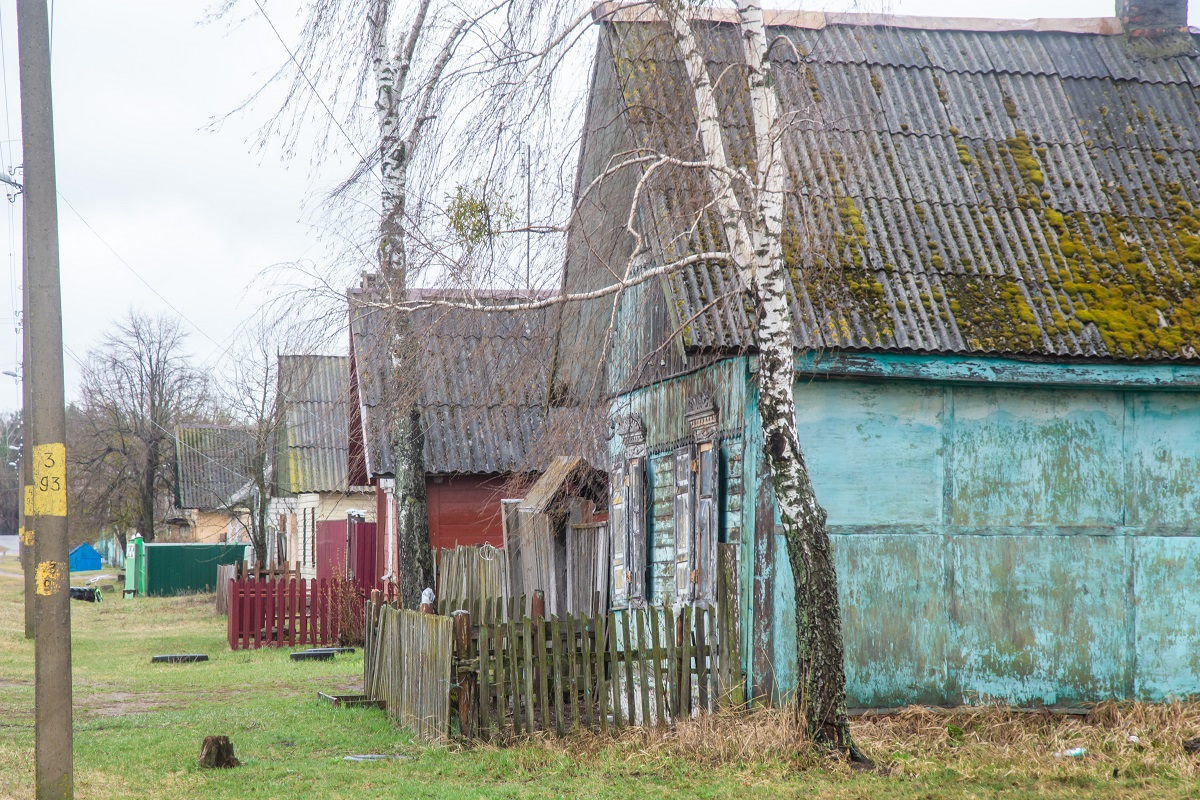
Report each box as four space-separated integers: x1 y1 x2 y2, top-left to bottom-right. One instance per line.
390 1 864 757
221 0 472 606
371 0 467 608
663 2 864 758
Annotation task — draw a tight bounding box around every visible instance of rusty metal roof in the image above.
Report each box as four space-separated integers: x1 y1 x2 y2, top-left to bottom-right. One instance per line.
174 425 254 510
275 354 352 494
349 281 554 476
593 18 1200 363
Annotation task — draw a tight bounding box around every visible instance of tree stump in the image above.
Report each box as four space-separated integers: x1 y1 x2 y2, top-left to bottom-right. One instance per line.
198 735 240 768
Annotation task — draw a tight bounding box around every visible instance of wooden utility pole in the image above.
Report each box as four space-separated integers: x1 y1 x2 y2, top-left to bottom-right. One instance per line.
21 256 33 640
17 0 73 797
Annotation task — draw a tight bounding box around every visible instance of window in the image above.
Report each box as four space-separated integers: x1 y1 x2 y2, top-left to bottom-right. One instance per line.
679 396 719 605
612 415 648 607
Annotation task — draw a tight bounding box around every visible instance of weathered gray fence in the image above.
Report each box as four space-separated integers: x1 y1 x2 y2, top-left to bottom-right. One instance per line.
437 543 510 618
364 603 454 744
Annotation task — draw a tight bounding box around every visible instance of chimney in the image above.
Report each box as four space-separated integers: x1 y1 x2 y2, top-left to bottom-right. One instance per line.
1118 0 1189 36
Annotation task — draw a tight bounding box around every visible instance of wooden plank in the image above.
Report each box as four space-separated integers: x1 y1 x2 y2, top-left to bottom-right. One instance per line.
664 605 677 719
508 615 522 736
254 578 265 648
537 618 551 733
595 615 608 733
696 607 709 712
479 622 492 739
649 606 666 726
707 607 720 712
299 579 309 646
455 612 474 739
566 614 579 731
276 578 287 648
288 578 298 647
581 614 594 731
495 620 507 737
686 606 696 719
636 609 651 726
621 611 635 724
522 617 536 733
608 612 623 729
550 618 565 736
225 579 237 649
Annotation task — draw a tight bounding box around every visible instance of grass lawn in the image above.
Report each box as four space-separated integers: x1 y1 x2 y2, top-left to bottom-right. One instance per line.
1 554 1198 799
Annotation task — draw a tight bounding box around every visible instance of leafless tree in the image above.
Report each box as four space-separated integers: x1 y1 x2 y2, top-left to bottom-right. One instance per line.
212 319 284 565
223 0 861 754
73 311 210 547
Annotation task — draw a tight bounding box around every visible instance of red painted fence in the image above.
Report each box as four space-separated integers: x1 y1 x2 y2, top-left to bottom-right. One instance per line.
227 577 338 650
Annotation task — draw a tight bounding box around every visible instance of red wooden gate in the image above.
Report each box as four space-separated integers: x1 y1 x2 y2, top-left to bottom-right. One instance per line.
315 519 378 591
226 577 338 650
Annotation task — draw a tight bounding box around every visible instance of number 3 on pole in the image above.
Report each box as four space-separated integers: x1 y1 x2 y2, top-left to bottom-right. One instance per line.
32 442 66 517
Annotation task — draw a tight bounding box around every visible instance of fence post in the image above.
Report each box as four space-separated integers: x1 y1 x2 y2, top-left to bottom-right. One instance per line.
454 611 475 739
226 578 237 649
531 590 545 729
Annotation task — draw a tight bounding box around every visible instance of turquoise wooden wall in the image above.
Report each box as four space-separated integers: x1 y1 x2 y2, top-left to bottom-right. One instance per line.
790 374 1200 706
612 352 1200 706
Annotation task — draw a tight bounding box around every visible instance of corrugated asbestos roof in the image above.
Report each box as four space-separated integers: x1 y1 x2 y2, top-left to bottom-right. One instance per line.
276 354 352 493
597 18 1200 362
175 425 254 510
349 280 554 476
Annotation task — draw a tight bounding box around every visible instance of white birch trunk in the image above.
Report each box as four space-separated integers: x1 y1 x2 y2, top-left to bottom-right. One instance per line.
370 0 461 608
662 1 862 757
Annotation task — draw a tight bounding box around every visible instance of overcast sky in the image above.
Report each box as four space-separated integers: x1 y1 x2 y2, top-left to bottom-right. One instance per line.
0 0 1190 412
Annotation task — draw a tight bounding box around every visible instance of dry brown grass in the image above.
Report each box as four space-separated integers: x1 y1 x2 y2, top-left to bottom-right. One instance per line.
477 701 1200 783
854 702 1200 779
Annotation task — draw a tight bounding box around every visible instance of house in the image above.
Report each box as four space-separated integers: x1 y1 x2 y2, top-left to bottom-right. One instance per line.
68 542 101 572
174 424 255 544
348 278 556 586
556 0 1200 706
272 354 375 579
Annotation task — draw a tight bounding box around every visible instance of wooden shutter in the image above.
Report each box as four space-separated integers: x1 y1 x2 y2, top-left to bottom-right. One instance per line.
673 445 695 603
695 442 718 604
610 460 628 607
626 456 646 605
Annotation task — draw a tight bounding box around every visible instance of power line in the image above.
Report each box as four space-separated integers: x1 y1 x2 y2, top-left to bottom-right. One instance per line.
249 0 369 165
55 192 226 352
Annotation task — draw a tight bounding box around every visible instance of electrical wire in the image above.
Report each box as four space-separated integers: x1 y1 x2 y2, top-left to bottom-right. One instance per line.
249 0 369 165
56 192 226 353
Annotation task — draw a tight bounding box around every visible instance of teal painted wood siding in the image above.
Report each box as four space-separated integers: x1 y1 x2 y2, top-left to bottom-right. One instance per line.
612 351 1200 707
609 359 749 608
793 378 1200 706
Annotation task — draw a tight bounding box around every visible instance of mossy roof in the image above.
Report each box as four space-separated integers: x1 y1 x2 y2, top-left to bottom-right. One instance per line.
601 18 1200 362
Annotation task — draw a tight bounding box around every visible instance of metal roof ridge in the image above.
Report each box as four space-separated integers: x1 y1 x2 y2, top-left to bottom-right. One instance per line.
592 2 1125 36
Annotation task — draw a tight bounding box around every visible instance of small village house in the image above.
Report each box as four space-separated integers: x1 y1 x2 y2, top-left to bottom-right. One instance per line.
556 0 1200 707
348 279 556 586
272 354 375 580
173 424 255 544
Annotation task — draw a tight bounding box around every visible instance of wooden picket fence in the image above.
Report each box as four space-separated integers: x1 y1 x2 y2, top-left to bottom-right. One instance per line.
227 576 338 650
363 591 743 742
364 604 455 743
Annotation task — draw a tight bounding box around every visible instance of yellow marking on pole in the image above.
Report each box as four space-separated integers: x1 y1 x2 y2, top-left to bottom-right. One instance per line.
19 525 32 546
35 561 64 596
23 485 32 516
32 442 66 517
